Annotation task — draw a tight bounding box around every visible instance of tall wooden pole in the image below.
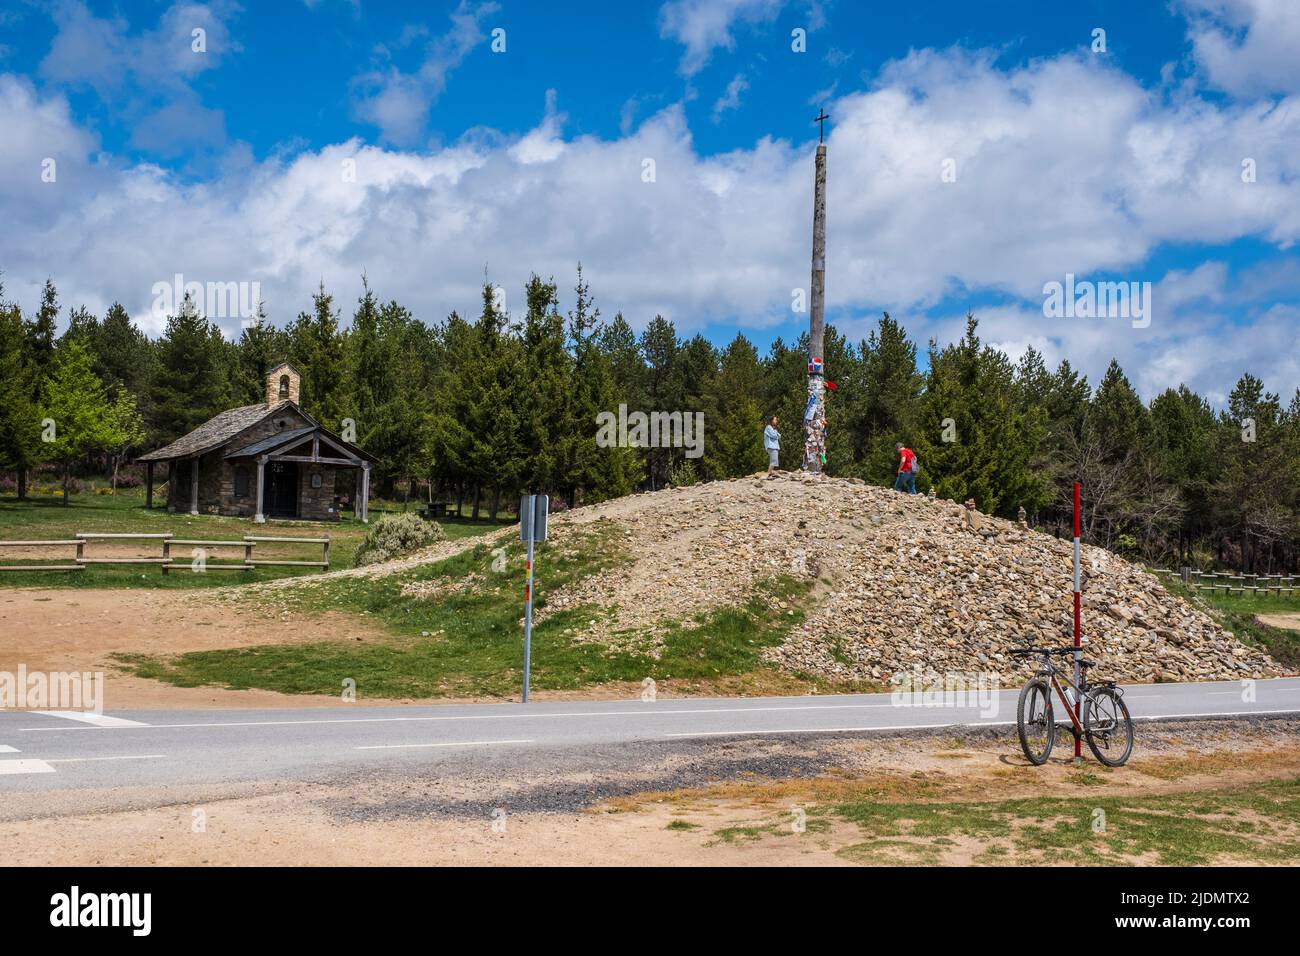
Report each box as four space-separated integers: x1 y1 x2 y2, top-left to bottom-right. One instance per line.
805 110 829 472
1073 482 1083 764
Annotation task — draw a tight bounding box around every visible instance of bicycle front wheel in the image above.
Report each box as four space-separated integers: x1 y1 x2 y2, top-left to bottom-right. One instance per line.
1017 678 1055 765
1083 687 1133 767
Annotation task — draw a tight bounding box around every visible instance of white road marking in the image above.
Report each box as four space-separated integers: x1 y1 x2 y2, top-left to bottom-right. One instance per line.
355 738 533 751
663 708 1300 739
0 759 55 775
44 754 167 764
33 711 150 728
19 703 907 731
667 722 1018 738
0 745 18 753
1132 708 1300 720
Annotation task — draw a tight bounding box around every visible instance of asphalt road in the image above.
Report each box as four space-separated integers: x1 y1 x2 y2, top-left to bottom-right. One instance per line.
2 677 1297 796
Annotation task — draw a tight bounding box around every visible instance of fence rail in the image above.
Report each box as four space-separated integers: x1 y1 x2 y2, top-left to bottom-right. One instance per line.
1156 567 1298 598
0 532 330 575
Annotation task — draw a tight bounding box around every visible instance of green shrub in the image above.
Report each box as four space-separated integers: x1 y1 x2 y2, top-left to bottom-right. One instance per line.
669 460 699 487
352 512 444 567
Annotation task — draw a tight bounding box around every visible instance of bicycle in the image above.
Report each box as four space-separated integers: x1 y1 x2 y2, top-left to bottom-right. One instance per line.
1009 646 1134 767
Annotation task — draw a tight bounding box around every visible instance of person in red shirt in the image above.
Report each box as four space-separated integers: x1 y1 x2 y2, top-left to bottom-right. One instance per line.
894 442 917 494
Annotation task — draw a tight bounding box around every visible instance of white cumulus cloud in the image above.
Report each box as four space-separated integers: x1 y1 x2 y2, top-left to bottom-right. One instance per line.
3 41 1300 404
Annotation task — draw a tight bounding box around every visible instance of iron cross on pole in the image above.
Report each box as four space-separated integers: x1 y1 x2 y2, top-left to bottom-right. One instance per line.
814 108 829 143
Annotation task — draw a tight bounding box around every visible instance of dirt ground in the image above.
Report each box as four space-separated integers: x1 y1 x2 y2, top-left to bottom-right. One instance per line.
6 722 1298 866
0 587 395 709
0 586 750 708
1259 612 1300 632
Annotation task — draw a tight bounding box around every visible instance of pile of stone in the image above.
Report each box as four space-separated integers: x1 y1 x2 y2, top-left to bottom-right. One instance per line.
539 472 1286 683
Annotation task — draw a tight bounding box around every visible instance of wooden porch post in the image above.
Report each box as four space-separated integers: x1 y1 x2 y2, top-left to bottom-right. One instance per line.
145 461 154 510
359 463 371 523
166 460 177 512
189 455 200 515
254 455 267 524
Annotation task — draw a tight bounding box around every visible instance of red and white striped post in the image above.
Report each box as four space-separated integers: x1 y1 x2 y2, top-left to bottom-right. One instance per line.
1072 481 1083 763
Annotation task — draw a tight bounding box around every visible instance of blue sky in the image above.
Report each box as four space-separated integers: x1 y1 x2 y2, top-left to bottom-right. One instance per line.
4 1 1192 162
2 0 1299 405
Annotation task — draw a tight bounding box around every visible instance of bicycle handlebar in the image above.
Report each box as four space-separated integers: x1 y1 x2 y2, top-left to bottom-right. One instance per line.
1009 646 1081 658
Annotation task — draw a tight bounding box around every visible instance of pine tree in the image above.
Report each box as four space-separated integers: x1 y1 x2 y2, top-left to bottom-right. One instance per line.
0 290 44 496
702 334 766 478
1150 385 1218 561
347 277 385 436
25 278 59 378
1213 373 1288 572
95 302 154 402
62 306 99 347
149 293 232 443
371 299 437 508
234 302 286 405
638 315 681 488
845 313 922 481
14 278 61 497
427 311 478 514
1090 360 1149 456
288 283 348 428
478 296 525 518
761 336 809 466
561 266 636 502
519 274 569 497
914 314 1048 516
1069 360 1173 550
601 312 646 410
40 339 118 503
1045 360 1090 441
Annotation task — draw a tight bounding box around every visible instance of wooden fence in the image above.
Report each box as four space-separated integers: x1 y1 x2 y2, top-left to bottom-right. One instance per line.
0 532 330 575
1154 567 1297 598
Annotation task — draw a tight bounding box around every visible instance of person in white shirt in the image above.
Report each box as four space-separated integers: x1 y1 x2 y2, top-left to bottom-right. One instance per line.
764 416 781 477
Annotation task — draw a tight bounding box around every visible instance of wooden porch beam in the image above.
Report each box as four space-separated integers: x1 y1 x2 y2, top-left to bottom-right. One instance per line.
266 454 359 466
315 431 360 459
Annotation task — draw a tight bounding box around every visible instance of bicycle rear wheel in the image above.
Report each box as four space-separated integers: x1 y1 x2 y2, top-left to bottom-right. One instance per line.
1016 678 1055 765
1083 687 1133 767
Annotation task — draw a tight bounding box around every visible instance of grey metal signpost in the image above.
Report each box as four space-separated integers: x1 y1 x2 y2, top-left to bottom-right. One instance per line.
519 494 549 703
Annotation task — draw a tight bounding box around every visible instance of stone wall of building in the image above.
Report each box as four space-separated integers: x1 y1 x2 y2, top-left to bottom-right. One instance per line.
217 460 258 518
298 464 340 521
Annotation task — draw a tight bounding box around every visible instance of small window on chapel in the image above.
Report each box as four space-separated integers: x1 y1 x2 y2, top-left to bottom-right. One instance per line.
234 466 250 498
278 375 290 399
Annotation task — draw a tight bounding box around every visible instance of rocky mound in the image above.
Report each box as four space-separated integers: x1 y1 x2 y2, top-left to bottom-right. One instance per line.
545 472 1286 684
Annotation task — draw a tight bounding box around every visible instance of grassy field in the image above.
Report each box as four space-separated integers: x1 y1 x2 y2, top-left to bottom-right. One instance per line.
114 520 819 698
0 490 511 588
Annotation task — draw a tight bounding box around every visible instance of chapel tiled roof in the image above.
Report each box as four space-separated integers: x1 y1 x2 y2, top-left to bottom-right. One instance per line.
138 403 287 461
